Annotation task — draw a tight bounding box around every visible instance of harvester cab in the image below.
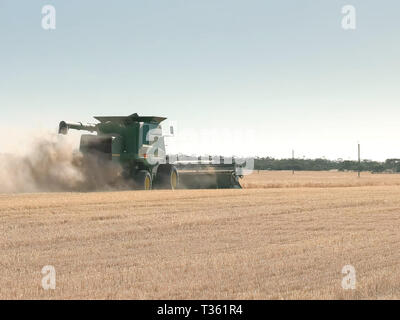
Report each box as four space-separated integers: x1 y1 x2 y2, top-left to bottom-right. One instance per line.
58 113 242 190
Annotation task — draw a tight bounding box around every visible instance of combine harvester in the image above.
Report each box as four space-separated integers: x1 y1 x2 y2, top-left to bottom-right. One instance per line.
58 113 243 190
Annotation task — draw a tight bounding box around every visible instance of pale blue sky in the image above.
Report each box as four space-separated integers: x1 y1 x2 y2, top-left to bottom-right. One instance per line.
1 1 400 160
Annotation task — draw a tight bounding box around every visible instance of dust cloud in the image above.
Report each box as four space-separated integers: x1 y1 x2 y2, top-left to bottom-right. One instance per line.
0 134 132 193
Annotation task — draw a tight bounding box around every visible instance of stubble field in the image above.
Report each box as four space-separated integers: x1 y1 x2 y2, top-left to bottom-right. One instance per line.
1 171 400 299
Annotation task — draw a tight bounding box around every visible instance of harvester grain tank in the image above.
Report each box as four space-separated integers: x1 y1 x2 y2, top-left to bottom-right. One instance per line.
58 113 242 190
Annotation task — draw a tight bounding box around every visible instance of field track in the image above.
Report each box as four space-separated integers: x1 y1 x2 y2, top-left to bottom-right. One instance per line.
1 171 400 299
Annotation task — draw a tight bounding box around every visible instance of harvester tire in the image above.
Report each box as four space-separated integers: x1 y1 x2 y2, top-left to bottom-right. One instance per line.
135 170 152 190
154 164 178 190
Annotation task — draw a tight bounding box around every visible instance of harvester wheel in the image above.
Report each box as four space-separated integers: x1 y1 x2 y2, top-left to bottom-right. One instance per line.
155 164 178 189
135 170 152 190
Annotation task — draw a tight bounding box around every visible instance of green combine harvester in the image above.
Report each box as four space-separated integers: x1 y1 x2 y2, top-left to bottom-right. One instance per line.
58 113 243 190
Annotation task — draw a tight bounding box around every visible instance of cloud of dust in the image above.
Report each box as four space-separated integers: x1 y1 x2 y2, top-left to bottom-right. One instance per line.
0 133 133 193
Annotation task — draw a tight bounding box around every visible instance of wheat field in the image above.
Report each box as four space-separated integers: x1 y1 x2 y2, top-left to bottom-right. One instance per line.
1 171 400 299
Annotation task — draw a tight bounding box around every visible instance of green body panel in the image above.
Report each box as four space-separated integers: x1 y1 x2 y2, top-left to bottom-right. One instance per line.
98 122 138 157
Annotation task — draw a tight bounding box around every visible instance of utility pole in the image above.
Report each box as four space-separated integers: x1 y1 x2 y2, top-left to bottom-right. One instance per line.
292 149 295 175
358 143 361 178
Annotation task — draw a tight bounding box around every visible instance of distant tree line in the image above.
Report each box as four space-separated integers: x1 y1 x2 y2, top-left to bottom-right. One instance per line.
254 157 400 173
